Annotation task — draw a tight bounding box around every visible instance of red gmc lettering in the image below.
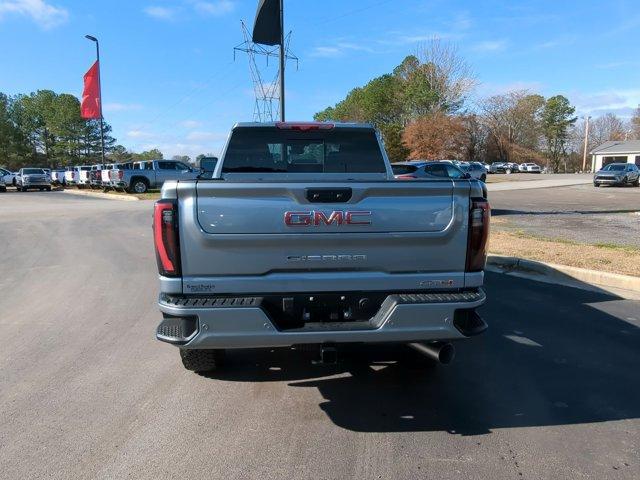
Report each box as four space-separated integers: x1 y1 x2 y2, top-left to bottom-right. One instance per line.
284 211 372 226
314 211 343 225
345 211 372 225
284 211 312 226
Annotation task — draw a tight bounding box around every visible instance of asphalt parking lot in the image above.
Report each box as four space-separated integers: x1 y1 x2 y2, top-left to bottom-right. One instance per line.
1 192 639 480
491 184 640 247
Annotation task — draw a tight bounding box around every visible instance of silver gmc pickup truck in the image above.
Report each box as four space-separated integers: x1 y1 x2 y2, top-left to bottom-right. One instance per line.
154 122 489 372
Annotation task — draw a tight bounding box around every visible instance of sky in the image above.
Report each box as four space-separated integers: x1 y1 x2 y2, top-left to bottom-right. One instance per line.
1 0 639 158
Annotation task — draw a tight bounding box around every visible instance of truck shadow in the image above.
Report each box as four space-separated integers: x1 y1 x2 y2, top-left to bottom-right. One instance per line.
204 273 640 435
492 208 640 216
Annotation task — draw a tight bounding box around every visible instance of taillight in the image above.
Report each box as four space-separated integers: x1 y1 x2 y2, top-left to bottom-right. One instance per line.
275 122 334 131
395 174 417 180
466 198 490 272
153 200 180 277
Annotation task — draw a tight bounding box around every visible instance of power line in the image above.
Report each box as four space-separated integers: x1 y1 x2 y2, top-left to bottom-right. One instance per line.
305 0 395 27
139 60 237 129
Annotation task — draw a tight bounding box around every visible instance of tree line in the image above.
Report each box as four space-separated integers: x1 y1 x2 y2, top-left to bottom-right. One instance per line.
0 90 117 170
0 90 209 170
315 40 640 172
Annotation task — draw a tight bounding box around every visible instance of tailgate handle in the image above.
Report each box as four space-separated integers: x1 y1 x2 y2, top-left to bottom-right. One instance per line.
306 188 352 203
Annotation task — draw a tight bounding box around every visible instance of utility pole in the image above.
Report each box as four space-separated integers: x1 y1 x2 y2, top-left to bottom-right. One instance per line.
85 35 105 164
582 115 590 172
279 0 285 121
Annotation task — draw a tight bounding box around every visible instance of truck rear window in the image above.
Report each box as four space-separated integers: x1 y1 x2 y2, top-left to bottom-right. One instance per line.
222 127 386 173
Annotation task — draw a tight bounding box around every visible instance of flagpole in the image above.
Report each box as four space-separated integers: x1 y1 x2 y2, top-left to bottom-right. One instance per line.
85 35 105 164
279 0 285 121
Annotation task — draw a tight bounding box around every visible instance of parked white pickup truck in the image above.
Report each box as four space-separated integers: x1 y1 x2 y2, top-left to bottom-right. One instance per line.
153 122 490 372
64 166 91 187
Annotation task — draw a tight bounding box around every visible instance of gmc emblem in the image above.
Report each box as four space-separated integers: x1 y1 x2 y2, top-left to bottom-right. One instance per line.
284 210 372 226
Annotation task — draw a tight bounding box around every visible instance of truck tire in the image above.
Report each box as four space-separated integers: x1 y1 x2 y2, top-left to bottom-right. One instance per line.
634 178 639 187
130 178 149 194
180 349 225 372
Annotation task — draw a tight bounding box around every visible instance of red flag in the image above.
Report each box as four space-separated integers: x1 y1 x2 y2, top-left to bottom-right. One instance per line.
81 61 101 119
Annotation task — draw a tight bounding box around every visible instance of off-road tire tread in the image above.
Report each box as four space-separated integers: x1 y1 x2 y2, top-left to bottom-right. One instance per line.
179 349 225 372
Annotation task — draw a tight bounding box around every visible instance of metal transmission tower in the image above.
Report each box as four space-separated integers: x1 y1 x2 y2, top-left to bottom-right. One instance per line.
234 20 297 122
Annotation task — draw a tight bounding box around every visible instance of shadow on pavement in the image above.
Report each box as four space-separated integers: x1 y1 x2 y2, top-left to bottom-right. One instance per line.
203 272 640 435
492 208 640 216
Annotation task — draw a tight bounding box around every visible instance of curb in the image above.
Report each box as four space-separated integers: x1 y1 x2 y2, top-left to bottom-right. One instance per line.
487 254 640 299
61 188 139 202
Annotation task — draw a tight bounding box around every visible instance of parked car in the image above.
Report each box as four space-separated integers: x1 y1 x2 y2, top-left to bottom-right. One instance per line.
199 157 218 175
504 162 520 174
0 167 16 186
488 162 504 174
89 164 107 189
108 162 135 189
593 163 640 187
490 162 519 174
77 166 92 188
64 167 77 186
519 163 542 173
391 161 469 180
154 121 489 372
100 164 117 189
459 162 487 182
64 166 89 186
50 169 66 185
15 168 51 191
117 159 198 193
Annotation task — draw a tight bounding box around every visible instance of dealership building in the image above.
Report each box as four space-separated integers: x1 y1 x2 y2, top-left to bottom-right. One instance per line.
591 140 640 171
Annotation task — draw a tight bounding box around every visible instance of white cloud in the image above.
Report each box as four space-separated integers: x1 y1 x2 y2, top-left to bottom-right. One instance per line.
471 40 507 53
192 0 234 16
381 31 463 46
310 42 374 58
475 81 544 98
185 131 227 141
0 0 68 29
571 89 640 117
595 61 639 70
103 103 143 113
143 6 177 20
180 119 202 129
533 35 576 50
310 47 341 58
126 129 157 139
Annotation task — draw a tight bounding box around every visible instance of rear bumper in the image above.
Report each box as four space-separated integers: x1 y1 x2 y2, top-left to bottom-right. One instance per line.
156 289 487 349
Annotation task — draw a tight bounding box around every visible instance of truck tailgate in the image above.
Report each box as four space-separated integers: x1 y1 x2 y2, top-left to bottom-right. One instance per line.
177 180 472 294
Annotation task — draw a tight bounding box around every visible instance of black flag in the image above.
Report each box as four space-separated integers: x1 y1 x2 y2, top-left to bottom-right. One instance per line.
252 0 281 46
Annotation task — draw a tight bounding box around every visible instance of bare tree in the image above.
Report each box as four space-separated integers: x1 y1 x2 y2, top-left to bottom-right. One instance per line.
415 38 477 112
393 38 477 123
589 113 627 146
479 90 545 162
630 106 640 140
459 114 487 162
